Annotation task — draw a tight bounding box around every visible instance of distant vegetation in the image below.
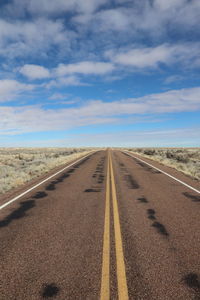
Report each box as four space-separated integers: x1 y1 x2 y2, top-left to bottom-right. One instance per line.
0 148 93 194
126 148 200 180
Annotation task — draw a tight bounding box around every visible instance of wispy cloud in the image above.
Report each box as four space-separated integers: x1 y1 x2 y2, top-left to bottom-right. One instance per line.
1 86 200 134
108 43 200 70
48 93 70 100
45 75 88 88
5 127 199 147
54 127 200 147
0 79 35 102
164 75 185 85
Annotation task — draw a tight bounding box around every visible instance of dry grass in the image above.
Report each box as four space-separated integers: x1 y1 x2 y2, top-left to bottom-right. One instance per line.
0 148 94 194
126 148 200 180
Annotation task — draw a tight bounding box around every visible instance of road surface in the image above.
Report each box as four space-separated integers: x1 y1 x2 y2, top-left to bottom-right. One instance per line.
0 149 200 300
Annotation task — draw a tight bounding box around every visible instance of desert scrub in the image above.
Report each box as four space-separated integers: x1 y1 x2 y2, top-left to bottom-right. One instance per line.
126 148 200 180
0 148 93 194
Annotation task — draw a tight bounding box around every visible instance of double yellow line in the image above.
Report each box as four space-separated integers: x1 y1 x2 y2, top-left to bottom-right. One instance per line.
100 151 129 300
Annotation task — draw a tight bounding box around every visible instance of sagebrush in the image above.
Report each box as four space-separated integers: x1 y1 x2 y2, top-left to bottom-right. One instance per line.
0 148 93 194
126 148 200 180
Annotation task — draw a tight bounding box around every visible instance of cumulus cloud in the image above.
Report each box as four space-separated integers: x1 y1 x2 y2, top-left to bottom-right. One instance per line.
0 18 74 60
73 0 200 51
19 64 50 80
0 0 200 74
0 79 34 102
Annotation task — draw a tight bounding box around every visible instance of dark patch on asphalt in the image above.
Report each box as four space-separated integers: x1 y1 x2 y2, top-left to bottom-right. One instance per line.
183 273 200 297
45 173 71 190
55 177 64 183
44 155 91 191
0 200 35 227
152 221 169 236
183 192 200 202
55 173 70 183
124 174 140 189
117 160 128 172
84 156 105 193
84 188 101 192
45 180 60 191
153 170 161 174
73 158 89 168
98 175 105 184
33 191 48 199
46 183 56 191
60 173 70 179
42 283 60 298
136 160 161 174
73 155 91 169
67 168 75 174
147 209 156 220
137 197 148 203
92 156 105 185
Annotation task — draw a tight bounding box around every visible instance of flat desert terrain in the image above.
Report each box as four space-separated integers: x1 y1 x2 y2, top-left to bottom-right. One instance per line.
0 147 93 194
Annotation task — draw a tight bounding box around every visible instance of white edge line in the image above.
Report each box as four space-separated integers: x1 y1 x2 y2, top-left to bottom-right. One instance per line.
122 151 200 194
0 151 97 211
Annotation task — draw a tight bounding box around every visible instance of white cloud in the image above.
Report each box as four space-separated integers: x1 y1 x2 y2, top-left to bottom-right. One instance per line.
73 0 200 45
108 43 200 70
48 93 70 100
3 0 107 16
0 18 73 60
46 75 86 88
111 45 171 68
0 79 34 102
55 61 114 76
49 127 200 147
154 0 185 11
94 8 130 31
1 86 200 134
20 64 50 80
164 75 184 84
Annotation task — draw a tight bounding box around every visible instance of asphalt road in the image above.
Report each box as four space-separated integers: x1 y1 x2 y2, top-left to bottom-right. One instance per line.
0 149 200 300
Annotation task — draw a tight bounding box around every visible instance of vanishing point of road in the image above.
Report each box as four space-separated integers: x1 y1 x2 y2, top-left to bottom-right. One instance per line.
0 149 200 300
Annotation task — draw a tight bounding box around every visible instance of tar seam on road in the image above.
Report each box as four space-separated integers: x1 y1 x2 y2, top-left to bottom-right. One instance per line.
100 151 110 300
123 151 200 194
0 151 96 211
100 150 129 300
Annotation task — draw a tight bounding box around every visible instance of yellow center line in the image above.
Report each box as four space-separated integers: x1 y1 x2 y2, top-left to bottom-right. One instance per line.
100 150 129 300
100 151 110 300
109 152 129 300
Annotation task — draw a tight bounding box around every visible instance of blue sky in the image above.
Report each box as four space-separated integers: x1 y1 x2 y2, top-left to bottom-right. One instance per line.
0 0 200 147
